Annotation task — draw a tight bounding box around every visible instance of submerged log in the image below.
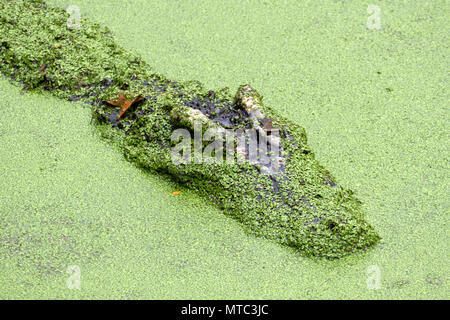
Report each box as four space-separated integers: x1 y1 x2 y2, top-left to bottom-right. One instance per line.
0 0 380 259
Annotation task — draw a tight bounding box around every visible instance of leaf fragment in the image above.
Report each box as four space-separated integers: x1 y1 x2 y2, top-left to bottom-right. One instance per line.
106 93 143 119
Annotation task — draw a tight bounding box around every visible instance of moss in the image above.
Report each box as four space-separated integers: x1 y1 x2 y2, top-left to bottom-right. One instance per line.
0 0 380 259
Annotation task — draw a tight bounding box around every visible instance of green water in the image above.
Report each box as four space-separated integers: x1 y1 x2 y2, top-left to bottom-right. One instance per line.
0 0 448 299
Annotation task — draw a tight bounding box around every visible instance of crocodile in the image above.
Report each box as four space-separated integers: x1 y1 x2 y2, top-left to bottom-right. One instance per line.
0 0 380 259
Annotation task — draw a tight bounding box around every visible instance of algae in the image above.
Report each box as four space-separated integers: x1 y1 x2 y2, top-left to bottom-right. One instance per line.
0 0 380 259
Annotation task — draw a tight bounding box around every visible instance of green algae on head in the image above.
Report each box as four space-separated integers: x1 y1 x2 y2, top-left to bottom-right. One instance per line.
0 0 380 259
